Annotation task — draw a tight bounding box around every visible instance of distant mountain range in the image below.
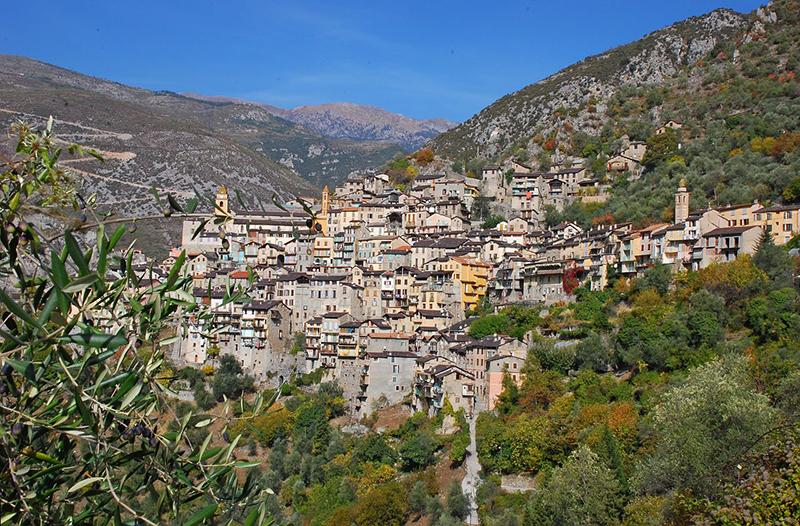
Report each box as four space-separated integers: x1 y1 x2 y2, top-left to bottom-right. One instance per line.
0 56 455 201
184 94 455 150
0 55 455 251
271 102 453 150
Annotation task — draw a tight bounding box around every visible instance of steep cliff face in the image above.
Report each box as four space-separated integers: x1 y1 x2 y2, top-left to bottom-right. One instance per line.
427 8 752 161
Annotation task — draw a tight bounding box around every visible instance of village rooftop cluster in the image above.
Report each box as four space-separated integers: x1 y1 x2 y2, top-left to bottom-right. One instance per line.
130 122 800 420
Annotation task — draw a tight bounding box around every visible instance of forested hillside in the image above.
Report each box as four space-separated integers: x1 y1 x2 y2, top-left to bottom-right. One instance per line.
428 0 800 228
468 240 800 524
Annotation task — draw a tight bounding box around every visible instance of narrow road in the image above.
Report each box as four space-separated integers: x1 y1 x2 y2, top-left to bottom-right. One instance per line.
0 107 134 140
461 415 481 525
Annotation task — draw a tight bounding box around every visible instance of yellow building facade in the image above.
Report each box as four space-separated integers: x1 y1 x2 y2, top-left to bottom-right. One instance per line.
449 256 491 312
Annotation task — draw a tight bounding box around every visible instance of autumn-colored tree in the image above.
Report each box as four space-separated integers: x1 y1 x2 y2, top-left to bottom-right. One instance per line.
413 147 435 165
773 132 800 157
690 254 767 303
563 267 582 295
592 213 616 226
352 482 407 526
783 176 800 203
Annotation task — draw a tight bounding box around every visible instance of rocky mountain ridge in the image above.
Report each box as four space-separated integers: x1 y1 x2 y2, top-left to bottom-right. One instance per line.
276 102 454 150
184 94 455 150
0 55 320 252
0 55 411 192
427 7 755 162
420 0 800 231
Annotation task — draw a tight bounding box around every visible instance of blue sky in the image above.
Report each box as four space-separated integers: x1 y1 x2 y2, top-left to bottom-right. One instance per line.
2 0 764 121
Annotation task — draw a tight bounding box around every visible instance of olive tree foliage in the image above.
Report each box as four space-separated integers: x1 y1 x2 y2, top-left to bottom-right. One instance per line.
525 446 623 526
0 122 274 524
633 355 779 497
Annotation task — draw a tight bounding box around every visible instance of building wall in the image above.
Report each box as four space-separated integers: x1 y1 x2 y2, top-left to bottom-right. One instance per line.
486 356 525 410
757 207 800 245
363 355 415 414
441 372 475 415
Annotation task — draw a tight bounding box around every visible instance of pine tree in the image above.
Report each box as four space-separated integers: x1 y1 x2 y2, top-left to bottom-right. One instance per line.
598 426 629 494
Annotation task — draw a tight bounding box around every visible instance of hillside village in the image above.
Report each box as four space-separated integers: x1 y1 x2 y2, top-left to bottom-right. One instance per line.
136 122 800 421
6 0 800 523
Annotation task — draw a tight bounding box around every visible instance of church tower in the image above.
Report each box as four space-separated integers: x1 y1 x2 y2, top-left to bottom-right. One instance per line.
321 185 330 217
215 186 229 217
675 178 690 224
316 185 330 234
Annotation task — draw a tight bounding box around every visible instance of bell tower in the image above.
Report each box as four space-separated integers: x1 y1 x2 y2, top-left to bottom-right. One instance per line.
675 178 690 224
321 185 330 217
215 186 229 217
316 185 330 235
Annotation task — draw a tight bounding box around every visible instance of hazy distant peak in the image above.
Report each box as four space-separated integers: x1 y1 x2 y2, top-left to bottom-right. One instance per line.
280 102 456 150
182 93 455 150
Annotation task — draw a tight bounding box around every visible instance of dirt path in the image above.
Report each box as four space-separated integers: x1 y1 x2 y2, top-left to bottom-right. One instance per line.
65 162 193 197
461 416 481 525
